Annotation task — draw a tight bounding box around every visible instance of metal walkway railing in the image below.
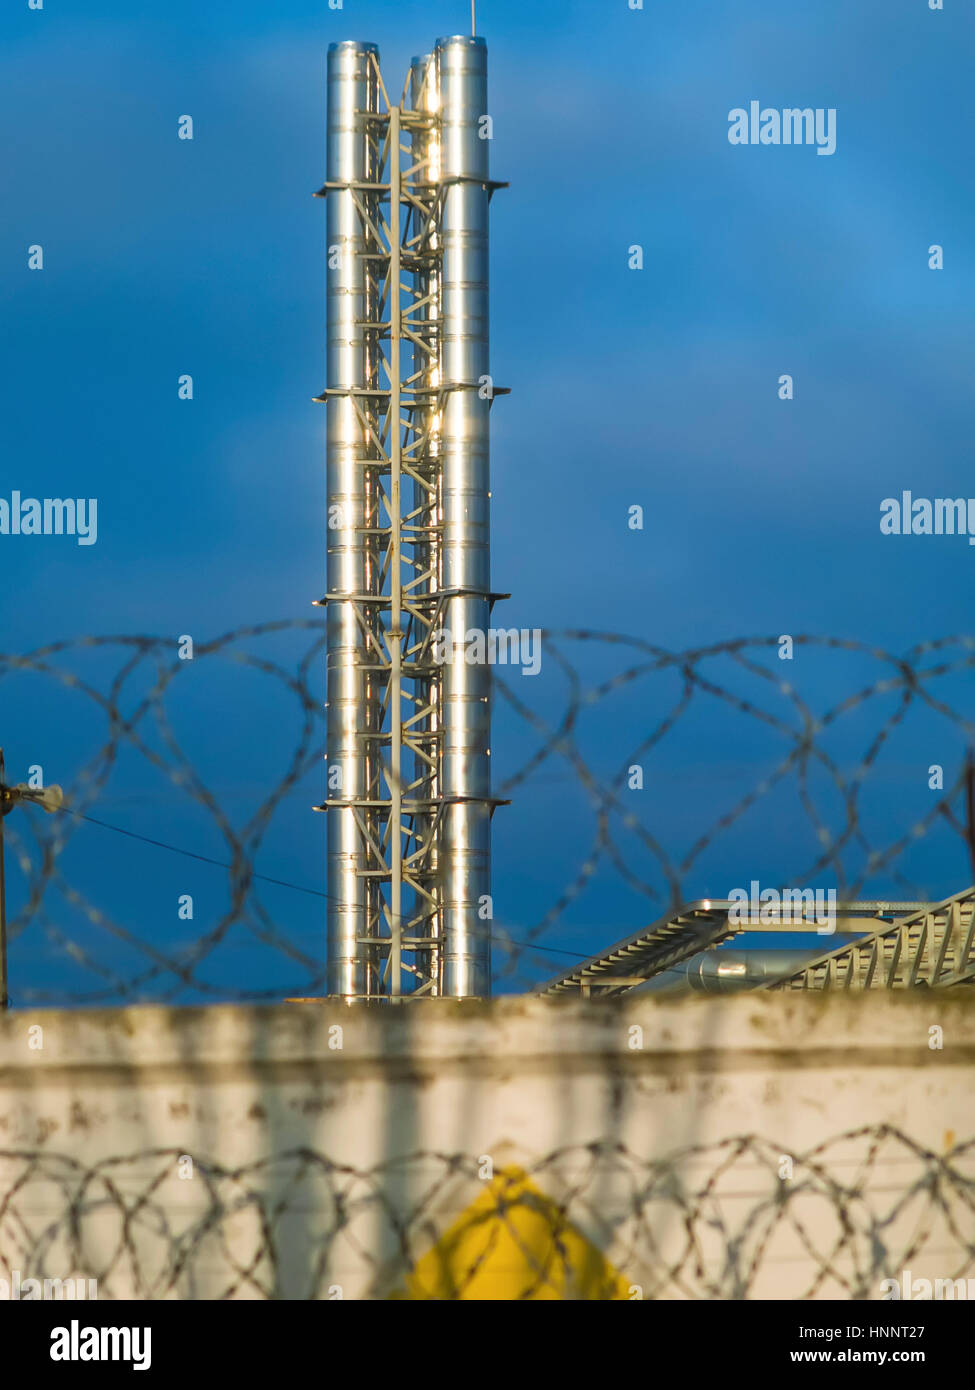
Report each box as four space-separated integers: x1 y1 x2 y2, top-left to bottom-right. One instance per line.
769 887 975 991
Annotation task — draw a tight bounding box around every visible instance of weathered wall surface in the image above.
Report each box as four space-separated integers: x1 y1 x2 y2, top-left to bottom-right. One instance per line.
0 993 972 1299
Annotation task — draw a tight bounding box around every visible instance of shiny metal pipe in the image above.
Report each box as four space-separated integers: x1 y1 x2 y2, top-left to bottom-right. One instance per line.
325 41 380 996
409 53 443 991
436 36 491 997
640 949 817 997
686 949 817 993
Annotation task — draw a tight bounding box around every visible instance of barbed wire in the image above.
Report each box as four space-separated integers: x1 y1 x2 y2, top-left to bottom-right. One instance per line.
0 1125 971 1299
2 623 975 1002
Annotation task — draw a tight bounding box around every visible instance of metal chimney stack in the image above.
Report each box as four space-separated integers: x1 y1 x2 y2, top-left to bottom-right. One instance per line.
322 41 380 1000
437 37 493 999
316 36 505 1000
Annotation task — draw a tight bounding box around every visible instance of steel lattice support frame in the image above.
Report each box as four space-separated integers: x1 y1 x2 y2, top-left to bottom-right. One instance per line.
316 37 505 999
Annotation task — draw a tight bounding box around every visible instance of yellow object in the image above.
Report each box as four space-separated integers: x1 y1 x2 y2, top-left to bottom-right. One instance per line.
396 1166 631 1300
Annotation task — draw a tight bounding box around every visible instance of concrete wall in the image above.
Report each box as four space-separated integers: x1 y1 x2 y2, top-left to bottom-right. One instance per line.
0 992 972 1299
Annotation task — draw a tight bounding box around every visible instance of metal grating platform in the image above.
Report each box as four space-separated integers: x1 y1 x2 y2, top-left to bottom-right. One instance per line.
538 900 936 999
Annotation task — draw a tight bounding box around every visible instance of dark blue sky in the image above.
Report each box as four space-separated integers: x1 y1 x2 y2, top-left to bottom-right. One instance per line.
2 0 974 1001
